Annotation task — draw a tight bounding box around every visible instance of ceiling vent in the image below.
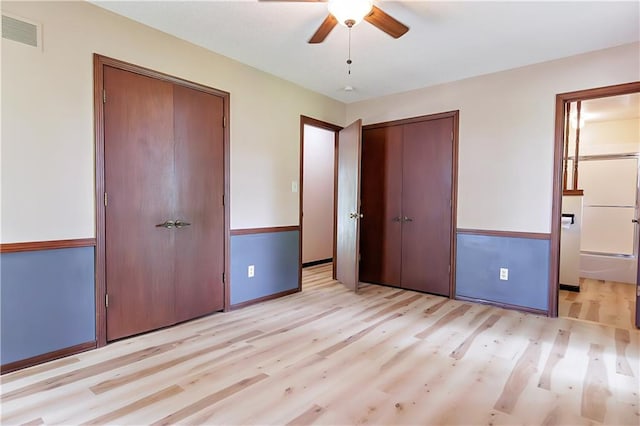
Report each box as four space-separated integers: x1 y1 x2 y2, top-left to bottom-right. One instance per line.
2 13 41 48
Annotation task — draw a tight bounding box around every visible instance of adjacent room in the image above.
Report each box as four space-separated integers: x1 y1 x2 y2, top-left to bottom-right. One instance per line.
559 94 639 329
1 1 639 424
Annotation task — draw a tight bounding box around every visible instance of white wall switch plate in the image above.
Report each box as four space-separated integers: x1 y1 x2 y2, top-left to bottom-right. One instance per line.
291 181 298 193
499 268 509 281
248 265 255 278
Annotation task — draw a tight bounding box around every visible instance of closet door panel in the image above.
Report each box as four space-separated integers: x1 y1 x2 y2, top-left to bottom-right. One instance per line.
104 66 176 341
401 118 453 296
360 126 403 285
173 85 225 322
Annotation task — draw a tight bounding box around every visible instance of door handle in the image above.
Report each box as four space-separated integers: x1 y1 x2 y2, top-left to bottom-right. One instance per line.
632 219 639 224
403 216 413 222
174 220 191 228
155 220 175 229
392 216 402 222
349 212 364 219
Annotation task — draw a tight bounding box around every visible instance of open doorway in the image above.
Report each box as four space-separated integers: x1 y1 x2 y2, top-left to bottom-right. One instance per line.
553 84 640 329
299 116 341 282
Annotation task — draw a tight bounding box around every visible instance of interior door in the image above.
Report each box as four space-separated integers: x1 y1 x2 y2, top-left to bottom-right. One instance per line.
336 119 363 291
173 85 225 322
104 66 176 340
401 117 453 296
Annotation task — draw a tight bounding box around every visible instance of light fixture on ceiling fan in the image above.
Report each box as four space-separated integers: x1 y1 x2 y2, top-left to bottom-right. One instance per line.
261 0 409 43
327 0 373 28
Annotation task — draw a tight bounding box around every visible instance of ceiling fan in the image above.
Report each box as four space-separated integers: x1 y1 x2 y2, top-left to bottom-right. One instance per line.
261 0 409 43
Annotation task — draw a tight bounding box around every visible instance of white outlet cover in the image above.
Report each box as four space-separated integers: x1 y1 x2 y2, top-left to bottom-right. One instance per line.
499 268 509 280
248 265 255 278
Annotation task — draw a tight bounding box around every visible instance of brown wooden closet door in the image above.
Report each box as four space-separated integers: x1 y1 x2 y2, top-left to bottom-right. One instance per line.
173 85 225 322
401 117 453 296
360 126 403 285
104 66 176 341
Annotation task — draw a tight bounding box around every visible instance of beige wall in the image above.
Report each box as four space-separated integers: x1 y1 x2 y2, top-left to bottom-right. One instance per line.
302 125 335 263
2 1 638 242
0 1 345 243
578 118 640 155
346 43 640 234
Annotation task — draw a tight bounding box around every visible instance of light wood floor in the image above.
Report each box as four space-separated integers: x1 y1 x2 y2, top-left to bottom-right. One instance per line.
2 264 639 425
559 278 637 330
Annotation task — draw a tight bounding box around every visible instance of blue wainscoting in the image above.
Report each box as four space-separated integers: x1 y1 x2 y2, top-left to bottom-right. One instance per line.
456 233 550 312
230 230 300 306
0 247 96 365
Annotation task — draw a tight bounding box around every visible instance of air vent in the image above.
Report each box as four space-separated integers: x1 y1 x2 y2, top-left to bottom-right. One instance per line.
2 13 40 48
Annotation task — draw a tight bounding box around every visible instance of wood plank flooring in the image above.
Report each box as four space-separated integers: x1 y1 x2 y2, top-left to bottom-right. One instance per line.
2 263 639 425
559 278 637 329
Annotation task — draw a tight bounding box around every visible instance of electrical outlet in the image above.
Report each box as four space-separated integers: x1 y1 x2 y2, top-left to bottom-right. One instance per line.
499 268 509 281
248 265 255 278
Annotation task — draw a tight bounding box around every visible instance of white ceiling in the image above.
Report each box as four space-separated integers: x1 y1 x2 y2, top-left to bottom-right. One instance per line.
92 1 640 103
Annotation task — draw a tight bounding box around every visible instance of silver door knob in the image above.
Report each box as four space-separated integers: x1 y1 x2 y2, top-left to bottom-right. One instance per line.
392 216 402 222
175 220 191 228
632 219 639 224
403 216 413 222
155 220 175 229
349 212 364 219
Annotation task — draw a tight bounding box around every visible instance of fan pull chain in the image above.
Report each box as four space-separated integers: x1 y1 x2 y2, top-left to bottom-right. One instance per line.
347 26 352 75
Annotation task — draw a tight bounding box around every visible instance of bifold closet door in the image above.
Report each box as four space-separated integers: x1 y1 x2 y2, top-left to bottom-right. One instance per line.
104 66 176 341
359 126 403 285
173 85 225 322
401 117 453 295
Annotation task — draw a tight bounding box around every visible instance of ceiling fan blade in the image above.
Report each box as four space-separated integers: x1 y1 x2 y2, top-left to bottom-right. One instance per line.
364 5 409 39
308 14 338 44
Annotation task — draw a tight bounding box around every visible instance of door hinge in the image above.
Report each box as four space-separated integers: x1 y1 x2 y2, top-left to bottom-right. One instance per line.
222 272 225 283
104 192 108 206
103 89 106 104
637 286 640 297
449 265 451 273
105 294 109 308
451 130 453 141
223 116 226 128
